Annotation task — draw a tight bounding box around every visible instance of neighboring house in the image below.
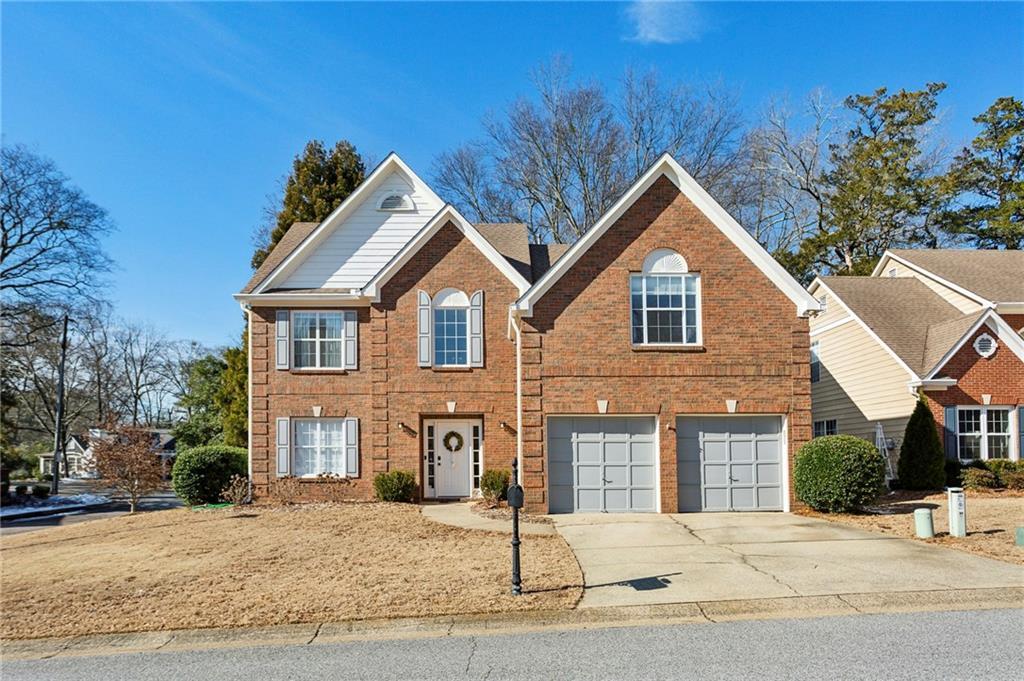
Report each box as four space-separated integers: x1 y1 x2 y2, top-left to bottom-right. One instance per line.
236 152 819 513
39 435 91 478
808 249 1024 467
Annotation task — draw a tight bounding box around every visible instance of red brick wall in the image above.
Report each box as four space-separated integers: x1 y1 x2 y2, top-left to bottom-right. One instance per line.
923 321 1024 455
250 221 518 500
518 175 812 512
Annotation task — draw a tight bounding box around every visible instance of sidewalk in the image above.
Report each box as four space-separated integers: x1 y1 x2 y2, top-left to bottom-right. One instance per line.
420 502 556 535
3 587 1021 662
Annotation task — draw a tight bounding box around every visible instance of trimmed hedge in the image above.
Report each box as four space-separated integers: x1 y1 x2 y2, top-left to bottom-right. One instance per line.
480 469 510 504
794 435 886 513
897 399 945 490
373 470 416 502
172 446 248 506
961 467 997 490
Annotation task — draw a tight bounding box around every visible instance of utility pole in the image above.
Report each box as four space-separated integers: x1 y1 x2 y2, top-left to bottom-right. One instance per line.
50 313 69 496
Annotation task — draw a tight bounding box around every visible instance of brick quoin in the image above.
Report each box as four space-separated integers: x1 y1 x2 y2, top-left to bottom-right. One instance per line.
518 175 811 512
250 221 518 501
923 323 1024 457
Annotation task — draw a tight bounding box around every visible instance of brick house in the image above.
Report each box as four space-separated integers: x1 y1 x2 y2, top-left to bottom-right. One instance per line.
808 250 1024 472
236 153 820 513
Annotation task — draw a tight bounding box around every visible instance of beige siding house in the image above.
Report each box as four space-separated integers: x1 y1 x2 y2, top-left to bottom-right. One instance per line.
807 249 1024 470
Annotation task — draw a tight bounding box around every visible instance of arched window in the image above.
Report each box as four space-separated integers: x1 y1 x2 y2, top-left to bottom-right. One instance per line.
433 288 470 366
630 249 701 345
377 193 414 211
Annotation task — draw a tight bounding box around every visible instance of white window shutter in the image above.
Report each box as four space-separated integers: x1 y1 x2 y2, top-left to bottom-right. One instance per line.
343 310 358 370
345 417 359 477
417 290 432 367
469 289 484 367
275 417 290 477
275 311 290 370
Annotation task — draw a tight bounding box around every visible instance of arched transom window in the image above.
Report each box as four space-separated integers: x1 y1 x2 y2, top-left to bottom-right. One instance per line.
630 249 701 345
433 288 470 366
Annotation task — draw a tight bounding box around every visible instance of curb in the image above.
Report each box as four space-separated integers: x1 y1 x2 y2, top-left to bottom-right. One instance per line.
0 501 113 522
3 586 1022 661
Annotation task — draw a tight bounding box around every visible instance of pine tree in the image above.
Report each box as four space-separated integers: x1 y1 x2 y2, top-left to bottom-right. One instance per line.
897 398 946 490
251 140 366 268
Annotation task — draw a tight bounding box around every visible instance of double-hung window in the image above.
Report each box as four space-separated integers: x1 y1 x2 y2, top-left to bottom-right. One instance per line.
956 407 1012 461
292 419 346 477
432 288 470 366
292 311 343 369
631 249 700 346
813 419 837 437
810 341 821 383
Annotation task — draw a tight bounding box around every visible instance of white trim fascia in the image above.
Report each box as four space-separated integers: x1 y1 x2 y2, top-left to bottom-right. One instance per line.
234 293 371 307
996 302 1024 314
910 377 957 391
514 153 820 317
809 315 854 337
252 153 443 294
810 277 921 381
923 310 1024 379
872 251 992 307
361 204 531 302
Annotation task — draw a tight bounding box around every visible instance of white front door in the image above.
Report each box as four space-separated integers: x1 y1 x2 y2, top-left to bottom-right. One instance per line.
427 420 477 498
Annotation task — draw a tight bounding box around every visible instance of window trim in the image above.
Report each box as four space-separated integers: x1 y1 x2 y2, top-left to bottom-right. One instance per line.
432 288 470 368
810 340 821 383
630 272 703 347
290 310 346 371
955 406 1016 462
813 419 837 437
291 418 349 478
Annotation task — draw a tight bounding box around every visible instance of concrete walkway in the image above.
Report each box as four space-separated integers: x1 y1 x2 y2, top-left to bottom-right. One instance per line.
420 502 556 535
552 512 1024 608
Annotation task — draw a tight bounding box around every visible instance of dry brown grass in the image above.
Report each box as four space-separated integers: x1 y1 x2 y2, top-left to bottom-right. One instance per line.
0 503 582 640
803 490 1024 566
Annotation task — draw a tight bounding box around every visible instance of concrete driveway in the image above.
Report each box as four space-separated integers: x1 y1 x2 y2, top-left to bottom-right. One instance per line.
553 512 1024 608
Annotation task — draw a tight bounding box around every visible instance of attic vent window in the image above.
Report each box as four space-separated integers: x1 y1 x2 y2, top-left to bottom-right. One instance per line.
973 333 997 358
378 193 414 211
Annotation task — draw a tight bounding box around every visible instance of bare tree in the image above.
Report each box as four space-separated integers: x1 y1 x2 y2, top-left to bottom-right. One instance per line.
92 425 164 513
114 322 170 427
0 146 113 333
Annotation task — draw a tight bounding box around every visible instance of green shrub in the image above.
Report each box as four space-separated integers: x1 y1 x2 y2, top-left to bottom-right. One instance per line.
373 470 416 502
897 399 946 490
480 469 510 504
31 485 49 499
14 484 27 496
1002 470 1024 491
171 445 248 505
794 435 886 513
960 467 998 490
982 459 1021 487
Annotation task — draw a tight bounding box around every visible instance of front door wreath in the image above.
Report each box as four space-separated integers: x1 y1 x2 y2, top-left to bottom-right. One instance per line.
442 430 464 453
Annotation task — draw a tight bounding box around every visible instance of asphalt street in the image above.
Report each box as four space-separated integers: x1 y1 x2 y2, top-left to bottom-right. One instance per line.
4 609 1021 680
0 485 182 535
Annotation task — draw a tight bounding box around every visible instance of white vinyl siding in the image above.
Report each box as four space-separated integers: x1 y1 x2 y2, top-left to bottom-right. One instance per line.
292 312 343 369
630 274 700 345
279 173 443 290
809 310 918 443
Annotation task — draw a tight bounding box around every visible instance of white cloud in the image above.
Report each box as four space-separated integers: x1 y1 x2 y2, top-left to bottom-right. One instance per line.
625 1 706 45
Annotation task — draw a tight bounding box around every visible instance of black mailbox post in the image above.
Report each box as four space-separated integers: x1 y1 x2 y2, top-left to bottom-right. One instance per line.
508 458 525 595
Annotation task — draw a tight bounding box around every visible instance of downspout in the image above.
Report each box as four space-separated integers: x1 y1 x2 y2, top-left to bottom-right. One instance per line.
510 307 523 484
245 305 254 501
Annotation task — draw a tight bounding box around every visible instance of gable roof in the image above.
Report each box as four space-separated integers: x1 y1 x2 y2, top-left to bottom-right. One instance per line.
513 153 820 316
474 223 571 283
241 222 318 294
245 153 443 296
361 205 532 302
875 249 1024 304
922 309 1024 379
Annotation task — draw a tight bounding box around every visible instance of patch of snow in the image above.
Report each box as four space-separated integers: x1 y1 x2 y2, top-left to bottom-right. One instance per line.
0 493 110 517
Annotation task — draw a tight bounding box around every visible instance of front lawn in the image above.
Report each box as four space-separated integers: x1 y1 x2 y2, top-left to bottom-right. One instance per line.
0 503 582 640
804 490 1024 565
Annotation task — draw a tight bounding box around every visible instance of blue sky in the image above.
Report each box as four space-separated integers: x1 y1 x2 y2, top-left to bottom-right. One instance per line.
4 1 1022 348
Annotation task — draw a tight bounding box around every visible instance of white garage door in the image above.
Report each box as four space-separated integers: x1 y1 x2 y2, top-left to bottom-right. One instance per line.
548 417 657 513
677 416 784 512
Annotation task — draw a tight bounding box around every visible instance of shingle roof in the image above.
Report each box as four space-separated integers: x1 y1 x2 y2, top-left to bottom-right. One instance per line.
888 249 1024 303
240 222 319 294
819 276 982 375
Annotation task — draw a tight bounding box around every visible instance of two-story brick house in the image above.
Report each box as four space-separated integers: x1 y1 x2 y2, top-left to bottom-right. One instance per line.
236 153 820 513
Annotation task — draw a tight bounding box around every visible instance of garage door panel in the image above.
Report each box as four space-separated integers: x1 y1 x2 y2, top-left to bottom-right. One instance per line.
677 416 784 513
548 417 657 513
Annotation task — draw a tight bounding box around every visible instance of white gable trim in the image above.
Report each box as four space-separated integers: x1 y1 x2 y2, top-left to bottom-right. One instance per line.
809 277 921 381
253 153 443 295
871 251 992 307
923 309 1024 379
513 153 820 317
361 205 531 302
